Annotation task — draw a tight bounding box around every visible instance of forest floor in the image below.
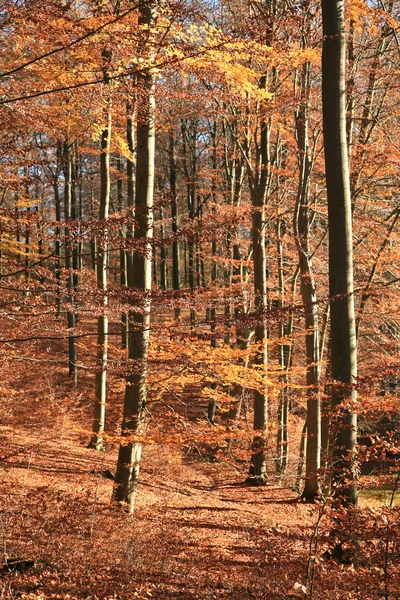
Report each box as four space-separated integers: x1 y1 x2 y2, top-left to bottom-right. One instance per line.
0 337 399 599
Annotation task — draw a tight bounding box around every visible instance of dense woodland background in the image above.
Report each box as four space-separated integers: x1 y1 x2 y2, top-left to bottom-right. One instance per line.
1 0 400 598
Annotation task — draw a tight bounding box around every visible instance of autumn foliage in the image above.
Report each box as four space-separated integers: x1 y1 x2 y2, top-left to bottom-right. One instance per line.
0 0 400 598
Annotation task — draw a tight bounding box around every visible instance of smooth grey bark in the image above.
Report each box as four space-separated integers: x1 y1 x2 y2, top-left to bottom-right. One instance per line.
127 104 136 210
210 121 218 350
71 143 79 297
24 218 30 295
63 142 78 388
247 75 270 482
122 101 137 350
222 121 248 436
90 103 112 451
113 1 155 511
320 305 331 480
23 173 30 296
53 142 62 317
275 219 294 481
322 0 358 505
77 152 83 272
208 121 219 423
181 119 197 326
294 61 321 501
117 155 129 349
159 206 167 290
169 133 181 321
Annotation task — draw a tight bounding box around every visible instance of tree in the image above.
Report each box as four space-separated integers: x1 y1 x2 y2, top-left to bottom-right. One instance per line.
322 0 358 505
90 52 112 451
113 0 156 511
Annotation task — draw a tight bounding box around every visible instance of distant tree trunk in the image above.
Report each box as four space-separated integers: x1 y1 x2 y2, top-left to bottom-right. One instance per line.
169 133 181 321
181 120 197 327
77 153 83 272
113 1 155 511
223 134 248 438
123 101 137 350
294 61 321 501
322 0 358 506
63 142 78 388
208 121 218 423
90 98 112 451
210 121 218 349
275 220 295 480
117 155 128 349
159 206 167 290
23 173 30 296
71 143 79 298
53 143 62 317
24 211 30 296
247 74 270 483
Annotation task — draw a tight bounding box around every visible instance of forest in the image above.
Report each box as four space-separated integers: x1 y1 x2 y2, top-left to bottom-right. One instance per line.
0 0 399 598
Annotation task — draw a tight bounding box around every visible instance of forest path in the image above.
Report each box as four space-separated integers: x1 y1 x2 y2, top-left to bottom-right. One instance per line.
0 396 321 599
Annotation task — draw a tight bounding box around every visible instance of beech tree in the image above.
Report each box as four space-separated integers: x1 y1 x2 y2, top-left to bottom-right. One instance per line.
113 0 156 511
90 54 112 451
0 0 399 526
322 0 358 505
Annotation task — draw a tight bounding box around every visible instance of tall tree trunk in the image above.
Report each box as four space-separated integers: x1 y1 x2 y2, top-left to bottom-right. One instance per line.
169 133 181 321
117 155 129 349
23 173 30 297
90 99 112 451
123 101 137 350
247 75 270 483
159 206 167 290
71 143 80 297
24 210 30 296
294 61 321 501
113 1 155 511
322 0 358 506
63 142 78 388
181 120 197 327
53 143 62 317
275 220 295 480
210 121 218 349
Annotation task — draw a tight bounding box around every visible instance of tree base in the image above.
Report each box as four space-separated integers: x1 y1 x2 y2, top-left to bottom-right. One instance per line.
245 475 267 487
301 490 320 503
323 542 357 565
87 439 105 452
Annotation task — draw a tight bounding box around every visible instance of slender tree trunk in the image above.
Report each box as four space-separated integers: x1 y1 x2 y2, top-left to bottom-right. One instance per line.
90 100 112 451
247 75 270 483
71 143 79 297
322 0 358 506
225 145 248 439
159 206 167 290
63 142 78 388
123 102 137 350
23 173 30 297
294 61 321 501
77 153 83 272
117 155 129 349
169 133 181 321
24 210 30 296
275 219 293 480
113 2 155 511
54 144 62 315
182 120 197 327
210 121 218 349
